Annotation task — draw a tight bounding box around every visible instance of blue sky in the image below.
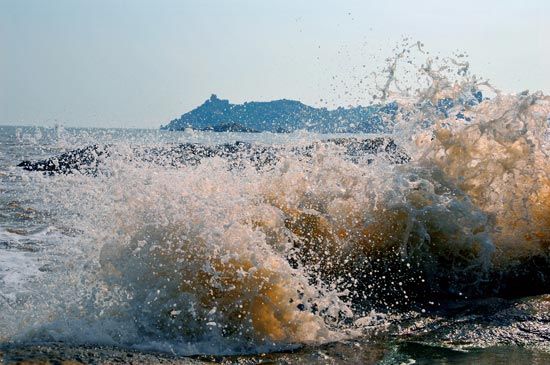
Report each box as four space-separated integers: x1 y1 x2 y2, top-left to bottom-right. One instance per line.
1 0 548 128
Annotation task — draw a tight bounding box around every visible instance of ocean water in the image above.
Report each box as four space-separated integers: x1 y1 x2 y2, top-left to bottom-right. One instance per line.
1 60 550 364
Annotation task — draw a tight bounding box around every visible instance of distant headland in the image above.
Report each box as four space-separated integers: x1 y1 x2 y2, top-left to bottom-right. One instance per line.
161 94 398 133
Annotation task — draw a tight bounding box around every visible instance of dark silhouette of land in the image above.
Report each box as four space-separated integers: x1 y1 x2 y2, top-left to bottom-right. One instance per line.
161 94 398 133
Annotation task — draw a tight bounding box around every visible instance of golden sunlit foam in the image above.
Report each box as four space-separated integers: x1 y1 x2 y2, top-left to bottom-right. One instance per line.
10 53 548 352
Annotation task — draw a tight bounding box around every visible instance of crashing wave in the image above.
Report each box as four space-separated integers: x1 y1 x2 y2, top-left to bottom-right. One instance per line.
6 48 550 353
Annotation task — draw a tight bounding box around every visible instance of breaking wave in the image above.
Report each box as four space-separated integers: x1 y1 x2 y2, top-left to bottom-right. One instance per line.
2 46 549 355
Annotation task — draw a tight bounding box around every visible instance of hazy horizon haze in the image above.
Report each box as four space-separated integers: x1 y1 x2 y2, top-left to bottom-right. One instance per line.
1 0 548 128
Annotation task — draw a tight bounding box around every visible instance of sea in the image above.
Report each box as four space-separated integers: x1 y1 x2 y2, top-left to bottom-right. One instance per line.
1 65 550 364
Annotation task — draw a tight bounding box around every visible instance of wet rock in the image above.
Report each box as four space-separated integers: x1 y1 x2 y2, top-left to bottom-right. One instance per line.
17 138 410 175
17 145 107 175
0 343 204 365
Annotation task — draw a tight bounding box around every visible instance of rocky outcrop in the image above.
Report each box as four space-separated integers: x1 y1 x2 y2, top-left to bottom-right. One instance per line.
17 137 410 174
161 94 397 133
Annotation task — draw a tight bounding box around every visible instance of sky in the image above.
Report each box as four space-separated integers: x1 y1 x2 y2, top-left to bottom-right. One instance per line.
1 0 549 128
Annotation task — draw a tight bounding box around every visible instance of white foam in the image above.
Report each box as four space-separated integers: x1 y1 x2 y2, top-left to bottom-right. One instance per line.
1 47 549 355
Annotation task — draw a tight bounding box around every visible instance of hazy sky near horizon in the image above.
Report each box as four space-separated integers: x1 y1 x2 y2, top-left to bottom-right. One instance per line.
1 0 549 128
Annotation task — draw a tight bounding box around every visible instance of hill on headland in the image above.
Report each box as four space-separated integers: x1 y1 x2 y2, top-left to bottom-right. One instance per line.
161 94 398 133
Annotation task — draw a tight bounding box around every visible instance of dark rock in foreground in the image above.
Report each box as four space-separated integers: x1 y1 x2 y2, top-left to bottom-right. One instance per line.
17 137 410 175
18 144 107 174
0 343 203 364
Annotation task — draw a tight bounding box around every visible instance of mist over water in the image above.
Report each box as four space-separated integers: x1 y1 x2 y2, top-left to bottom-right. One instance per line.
1 47 549 362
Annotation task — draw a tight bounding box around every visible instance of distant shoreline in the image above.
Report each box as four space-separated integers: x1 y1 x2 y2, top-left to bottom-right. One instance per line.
162 94 395 133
